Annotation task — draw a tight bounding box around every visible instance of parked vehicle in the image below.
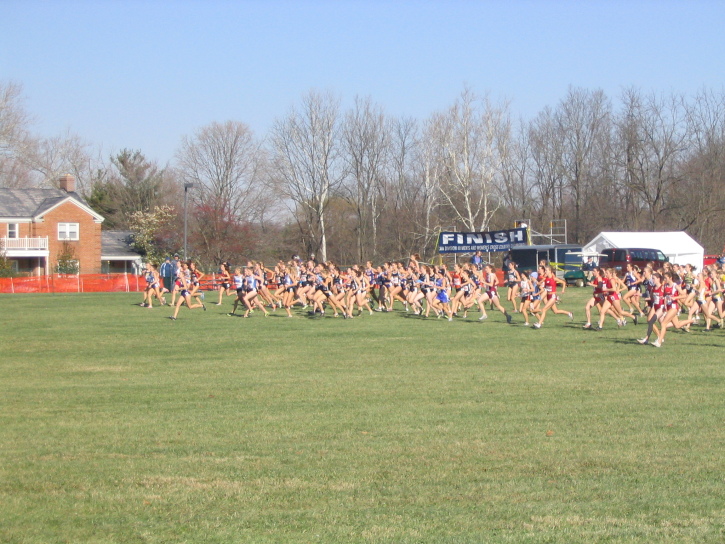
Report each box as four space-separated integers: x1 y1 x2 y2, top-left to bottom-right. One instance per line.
509 244 587 286
599 248 668 272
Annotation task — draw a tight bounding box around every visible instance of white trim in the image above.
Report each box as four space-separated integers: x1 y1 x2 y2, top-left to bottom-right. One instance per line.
34 196 105 223
101 255 143 261
5 250 49 258
0 218 34 223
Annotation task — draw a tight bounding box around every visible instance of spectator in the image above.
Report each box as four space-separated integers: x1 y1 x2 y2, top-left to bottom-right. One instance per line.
172 254 182 277
470 250 484 271
159 257 174 293
502 251 513 272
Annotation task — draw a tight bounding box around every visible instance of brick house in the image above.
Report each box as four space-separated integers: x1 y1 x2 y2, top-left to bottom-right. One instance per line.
0 175 106 275
101 230 143 274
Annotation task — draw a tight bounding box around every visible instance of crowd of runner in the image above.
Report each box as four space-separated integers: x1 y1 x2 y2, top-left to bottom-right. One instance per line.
138 254 725 348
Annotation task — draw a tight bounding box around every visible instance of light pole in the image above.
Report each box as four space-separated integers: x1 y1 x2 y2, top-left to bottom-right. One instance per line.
183 182 194 259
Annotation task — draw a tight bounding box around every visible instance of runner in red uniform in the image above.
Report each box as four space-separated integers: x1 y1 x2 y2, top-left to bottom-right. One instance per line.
533 266 572 329
596 268 636 330
651 271 694 347
582 268 607 329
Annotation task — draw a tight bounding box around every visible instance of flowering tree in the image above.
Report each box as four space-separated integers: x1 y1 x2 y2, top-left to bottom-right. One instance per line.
128 205 177 265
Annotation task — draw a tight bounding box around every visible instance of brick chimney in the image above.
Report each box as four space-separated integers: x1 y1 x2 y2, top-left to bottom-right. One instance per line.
58 174 76 193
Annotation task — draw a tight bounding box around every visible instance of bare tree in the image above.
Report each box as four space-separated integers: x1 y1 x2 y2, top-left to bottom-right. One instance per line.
0 81 34 187
528 107 566 222
177 121 263 220
25 130 98 193
677 89 725 252
0 82 102 192
270 90 345 262
435 88 510 232
555 87 612 241
176 121 265 264
386 116 421 258
414 114 446 255
615 89 688 230
499 119 536 223
0 82 30 153
341 96 391 261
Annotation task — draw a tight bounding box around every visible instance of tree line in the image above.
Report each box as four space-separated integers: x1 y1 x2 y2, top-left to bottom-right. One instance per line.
2 81 724 269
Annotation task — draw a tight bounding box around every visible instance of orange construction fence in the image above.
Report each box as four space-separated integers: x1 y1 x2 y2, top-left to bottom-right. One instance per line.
0 271 508 294
0 274 145 294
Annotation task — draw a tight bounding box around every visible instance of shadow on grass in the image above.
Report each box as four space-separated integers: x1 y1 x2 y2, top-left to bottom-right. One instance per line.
610 332 724 349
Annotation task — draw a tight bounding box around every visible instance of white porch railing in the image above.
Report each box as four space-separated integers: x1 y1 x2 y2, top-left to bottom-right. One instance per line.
1 237 49 250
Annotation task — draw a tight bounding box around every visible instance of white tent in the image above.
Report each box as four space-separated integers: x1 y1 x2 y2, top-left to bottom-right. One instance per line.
583 231 704 269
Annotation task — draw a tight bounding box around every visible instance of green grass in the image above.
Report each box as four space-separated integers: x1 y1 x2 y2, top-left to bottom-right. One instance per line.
1 291 723 543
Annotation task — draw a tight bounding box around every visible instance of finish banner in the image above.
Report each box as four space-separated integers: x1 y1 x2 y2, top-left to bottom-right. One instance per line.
437 227 528 253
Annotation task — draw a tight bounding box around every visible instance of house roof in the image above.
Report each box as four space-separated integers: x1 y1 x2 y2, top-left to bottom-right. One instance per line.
0 188 104 222
101 230 142 260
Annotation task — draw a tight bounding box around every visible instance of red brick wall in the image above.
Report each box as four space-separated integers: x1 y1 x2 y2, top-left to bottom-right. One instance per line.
32 201 103 274
2 222 31 237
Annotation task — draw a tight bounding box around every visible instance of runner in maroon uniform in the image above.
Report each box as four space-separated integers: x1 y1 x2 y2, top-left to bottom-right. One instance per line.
637 272 665 345
476 265 512 323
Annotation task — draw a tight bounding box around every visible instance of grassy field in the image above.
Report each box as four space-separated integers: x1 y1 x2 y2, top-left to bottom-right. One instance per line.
1 290 723 543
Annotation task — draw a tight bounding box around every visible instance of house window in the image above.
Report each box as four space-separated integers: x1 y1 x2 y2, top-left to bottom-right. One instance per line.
7 223 18 239
58 223 79 241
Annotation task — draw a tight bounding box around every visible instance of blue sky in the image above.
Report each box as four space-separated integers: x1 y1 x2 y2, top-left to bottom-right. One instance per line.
2 1 724 166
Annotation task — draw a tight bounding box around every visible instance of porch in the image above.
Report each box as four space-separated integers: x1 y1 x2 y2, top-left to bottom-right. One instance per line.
1 237 50 276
